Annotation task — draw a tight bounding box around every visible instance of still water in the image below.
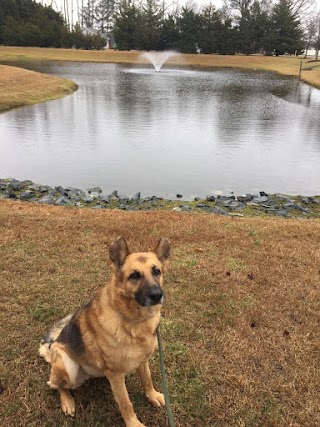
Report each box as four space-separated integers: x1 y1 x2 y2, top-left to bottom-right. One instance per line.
1 61 320 198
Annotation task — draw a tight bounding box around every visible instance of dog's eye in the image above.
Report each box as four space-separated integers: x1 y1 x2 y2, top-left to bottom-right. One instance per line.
152 267 161 277
129 271 141 281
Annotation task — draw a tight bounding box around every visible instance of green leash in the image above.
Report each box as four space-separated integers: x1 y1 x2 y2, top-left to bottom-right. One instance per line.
156 326 176 427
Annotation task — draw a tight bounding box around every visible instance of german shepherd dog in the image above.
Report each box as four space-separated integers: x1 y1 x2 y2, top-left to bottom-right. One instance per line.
39 237 170 427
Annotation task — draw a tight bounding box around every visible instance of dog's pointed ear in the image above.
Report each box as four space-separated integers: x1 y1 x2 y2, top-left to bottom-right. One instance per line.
110 237 130 268
154 237 171 263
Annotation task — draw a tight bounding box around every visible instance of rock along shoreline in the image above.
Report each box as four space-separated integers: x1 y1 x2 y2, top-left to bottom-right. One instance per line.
1 178 320 218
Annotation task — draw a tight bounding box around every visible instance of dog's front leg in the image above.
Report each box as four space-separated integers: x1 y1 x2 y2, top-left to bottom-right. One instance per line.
58 388 75 416
105 370 146 427
137 361 165 408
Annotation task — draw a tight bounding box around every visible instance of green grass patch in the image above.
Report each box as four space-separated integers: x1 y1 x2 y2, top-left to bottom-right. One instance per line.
226 257 247 272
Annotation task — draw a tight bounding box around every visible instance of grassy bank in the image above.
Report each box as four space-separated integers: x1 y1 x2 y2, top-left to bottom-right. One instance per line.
0 64 77 112
0 199 319 426
0 46 320 89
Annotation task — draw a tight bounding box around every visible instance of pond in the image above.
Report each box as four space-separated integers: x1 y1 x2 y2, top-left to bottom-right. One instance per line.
1 61 320 198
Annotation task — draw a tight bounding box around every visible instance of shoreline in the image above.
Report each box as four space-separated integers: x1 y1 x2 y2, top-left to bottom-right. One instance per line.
1 178 319 218
0 64 77 112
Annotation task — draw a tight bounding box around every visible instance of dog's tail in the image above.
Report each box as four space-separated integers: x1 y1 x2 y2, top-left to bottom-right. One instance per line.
39 314 72 362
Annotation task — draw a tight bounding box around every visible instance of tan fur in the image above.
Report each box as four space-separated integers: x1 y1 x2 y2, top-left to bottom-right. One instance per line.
39 237 170 427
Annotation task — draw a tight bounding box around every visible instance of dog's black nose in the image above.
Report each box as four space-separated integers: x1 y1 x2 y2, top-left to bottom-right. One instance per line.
148 286 163 304
135 284 164 306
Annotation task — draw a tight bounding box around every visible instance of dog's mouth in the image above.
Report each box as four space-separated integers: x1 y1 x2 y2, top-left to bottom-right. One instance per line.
134 285 164 307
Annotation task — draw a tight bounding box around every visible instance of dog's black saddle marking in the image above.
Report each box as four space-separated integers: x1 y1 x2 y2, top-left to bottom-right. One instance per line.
57 317 85 356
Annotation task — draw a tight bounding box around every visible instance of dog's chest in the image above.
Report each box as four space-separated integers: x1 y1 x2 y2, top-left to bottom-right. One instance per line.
104 330 157 372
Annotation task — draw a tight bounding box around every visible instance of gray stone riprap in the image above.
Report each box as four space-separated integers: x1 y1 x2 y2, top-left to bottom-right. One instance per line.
0 178 319 218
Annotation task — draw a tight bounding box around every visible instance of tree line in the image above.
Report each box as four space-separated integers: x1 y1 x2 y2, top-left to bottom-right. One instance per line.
111 0 319 55
0 0 319 57
0 0 106 49
0 0 63 47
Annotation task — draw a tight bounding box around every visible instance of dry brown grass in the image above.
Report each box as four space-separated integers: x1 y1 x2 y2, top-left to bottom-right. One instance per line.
0 64 77 112
0 46 320 88
1 199 319 427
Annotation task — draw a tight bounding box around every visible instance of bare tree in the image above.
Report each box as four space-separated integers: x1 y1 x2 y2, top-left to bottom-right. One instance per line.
82 0 96 27
315 11 320 59
290 0 316 25
64 0 70 27
94 0 117 35
304 15 317 56
291 0 315 16
227 0 253 16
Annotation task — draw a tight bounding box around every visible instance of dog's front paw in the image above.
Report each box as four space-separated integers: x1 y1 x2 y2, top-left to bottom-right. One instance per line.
146 390 165 408
60 392 75 417
62 400 75 417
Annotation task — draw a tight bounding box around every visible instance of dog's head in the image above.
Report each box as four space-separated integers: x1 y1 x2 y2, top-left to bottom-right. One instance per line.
110 237 170 307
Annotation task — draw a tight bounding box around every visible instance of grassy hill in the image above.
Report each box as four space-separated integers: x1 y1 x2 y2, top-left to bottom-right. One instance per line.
0 64 77 112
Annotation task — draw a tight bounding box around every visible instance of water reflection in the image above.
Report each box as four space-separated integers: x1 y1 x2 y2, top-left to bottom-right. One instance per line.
0 61 319 197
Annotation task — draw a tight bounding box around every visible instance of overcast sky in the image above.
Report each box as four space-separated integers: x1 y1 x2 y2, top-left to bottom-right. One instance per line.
46 0 320 24
48 0 223 15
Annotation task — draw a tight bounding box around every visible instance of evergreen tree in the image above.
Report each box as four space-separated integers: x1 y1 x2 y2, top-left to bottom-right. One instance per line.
113 0 141 50
0 0 65 46
158 13 180 50
227 0 255 53
249 0 270 53
198 4 226 54
176 6 202 53
137 0 162 50
219 17 239 54
226 0 273 54
0 0 18 43
235 0 271 54
265 0 304 54
237 7 254 53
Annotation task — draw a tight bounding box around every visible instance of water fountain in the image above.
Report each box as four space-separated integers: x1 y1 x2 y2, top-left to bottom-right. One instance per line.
141 50 177 72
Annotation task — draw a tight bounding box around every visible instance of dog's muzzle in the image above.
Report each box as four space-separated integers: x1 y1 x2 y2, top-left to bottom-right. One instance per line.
135 284 164 307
